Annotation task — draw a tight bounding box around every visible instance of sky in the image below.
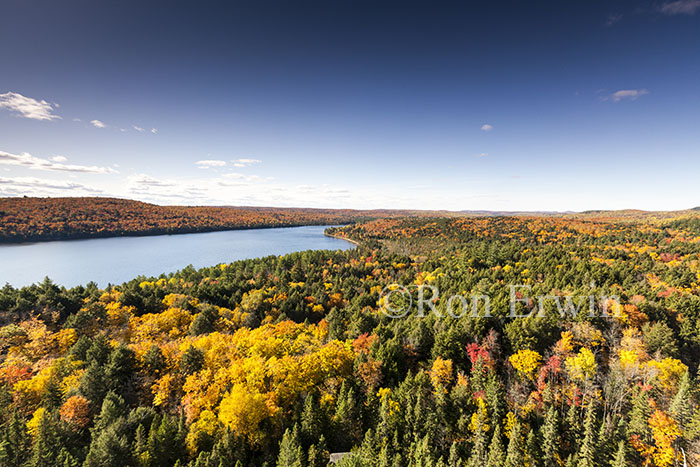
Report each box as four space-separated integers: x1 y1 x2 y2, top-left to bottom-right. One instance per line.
1 0 699 211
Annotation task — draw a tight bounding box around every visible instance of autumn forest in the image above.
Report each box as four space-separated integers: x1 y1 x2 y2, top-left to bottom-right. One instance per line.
1 200 700 467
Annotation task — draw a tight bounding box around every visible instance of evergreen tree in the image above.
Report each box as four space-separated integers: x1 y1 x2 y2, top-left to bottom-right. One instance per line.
28 411 60 467
142 344 166 375
504 418 523 467
306 435 329 467
105 344 136 393
627 388 651 439
576 402 597 467
133 423 150 467
300 394 322 446
540 405 559 467
467 406 488 467
334 383 361 450
0 412 30 467
180 346 205 375
612 441 627 467
276 425 303 467
448 441 462 467
79 361 108 407
670 370 694 428
485 422 505 467
189 305 217 336
525 429 540 467
84 424 132 467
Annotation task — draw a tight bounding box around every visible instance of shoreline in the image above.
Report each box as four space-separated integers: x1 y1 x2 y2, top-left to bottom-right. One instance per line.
324 231 361 246
0 222 354 246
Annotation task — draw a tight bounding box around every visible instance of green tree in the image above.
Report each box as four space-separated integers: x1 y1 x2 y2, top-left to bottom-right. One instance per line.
577 402 597 467
504 418 523 467
485 422 505 467
0 412 31 467
540 405 560 467
277 425 303 467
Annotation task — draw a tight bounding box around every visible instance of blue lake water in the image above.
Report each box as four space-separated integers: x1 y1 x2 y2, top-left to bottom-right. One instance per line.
0 225 354 288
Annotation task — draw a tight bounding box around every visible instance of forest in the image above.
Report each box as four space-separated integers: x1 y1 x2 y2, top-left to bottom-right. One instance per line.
0 197 440 243
2 212 700 466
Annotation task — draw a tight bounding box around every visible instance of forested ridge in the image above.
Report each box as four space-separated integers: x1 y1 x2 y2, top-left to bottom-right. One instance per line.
2 214 700 466
0 197 443 243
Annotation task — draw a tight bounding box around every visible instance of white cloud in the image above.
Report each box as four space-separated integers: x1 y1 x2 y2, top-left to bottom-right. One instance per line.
0 150 118 174
151 128 158 134
0 176 102 194
127 173 175 188
660 0 700 15
133 125 145 132
231 158 262 167
195 160 227 168
477 153 489 158
91 119 106 128
604 89 649 102
480 124 493 131
0 92 61 121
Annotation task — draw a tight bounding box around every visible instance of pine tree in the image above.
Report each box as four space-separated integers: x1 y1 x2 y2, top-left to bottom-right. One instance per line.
627 388 652 440
180 346 205 375
485 373 505 426
565 402 581 455
334 383 360 450
670 370 694 428
448 441 462 467
612 441 626 467
83 424 132 467
147 414 184 467
525 429 540 466
485 422 505 467
468 403 488 467
277 425 303 467
79 361 108 407
0 411 30 467
105 344 136 393
306 434 329 467
540 405 559 467
28 411 61 467
576 402 597 467
504 418 523 467
301 394 322 446
92 392 127 433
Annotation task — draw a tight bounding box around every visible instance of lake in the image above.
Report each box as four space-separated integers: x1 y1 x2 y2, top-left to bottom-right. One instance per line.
0 225 355 288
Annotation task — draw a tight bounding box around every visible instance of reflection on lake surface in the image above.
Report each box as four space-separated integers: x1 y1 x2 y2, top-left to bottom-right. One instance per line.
0 225 354 288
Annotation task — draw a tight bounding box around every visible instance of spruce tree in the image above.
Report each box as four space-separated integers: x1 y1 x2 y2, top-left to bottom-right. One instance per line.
670 370 694 428
448 441 462 467
540 405 559 467
0 412 30 467
276 425 303 467
485 422 505 467
525 429 540 466
627 388 651 439
28 411 61 467
612 441 626 467
576 402 597 467
504 419 523 467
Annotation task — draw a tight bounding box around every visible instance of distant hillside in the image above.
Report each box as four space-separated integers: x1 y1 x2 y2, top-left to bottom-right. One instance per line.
564 208 700 222
0 197 427 243
2 197 698 243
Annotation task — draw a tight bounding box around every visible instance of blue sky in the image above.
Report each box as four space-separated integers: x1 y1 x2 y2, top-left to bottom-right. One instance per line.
1 0 699 211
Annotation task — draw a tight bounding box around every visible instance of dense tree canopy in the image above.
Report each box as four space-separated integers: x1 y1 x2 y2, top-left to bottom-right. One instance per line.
2 213 700 465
